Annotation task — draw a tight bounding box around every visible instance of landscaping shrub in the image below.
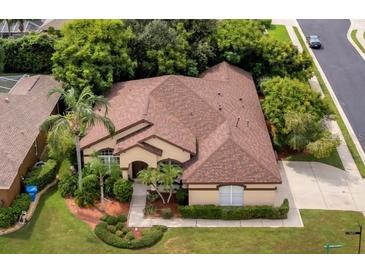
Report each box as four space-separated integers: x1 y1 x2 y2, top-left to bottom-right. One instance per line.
57 159 78 198
0 44 4 73
104 177 115 198
115 222 125 230
176 188 188 205
144 204 156 215
74 174 99 207
0 193 32 228
179 199 289 220
23 159 57 191
58 175 78 198
0 33 55 73
161 208 173 219
107 225 117 234
94 222 167 249
113 179 133 202
115 230 124 237
101 214 127 225
146 191 159 203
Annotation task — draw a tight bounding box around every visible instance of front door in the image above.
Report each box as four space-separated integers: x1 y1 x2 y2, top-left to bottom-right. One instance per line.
132 161 148 178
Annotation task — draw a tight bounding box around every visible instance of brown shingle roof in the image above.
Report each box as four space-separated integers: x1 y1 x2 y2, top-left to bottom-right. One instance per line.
81 61 281 184
0 75 60 188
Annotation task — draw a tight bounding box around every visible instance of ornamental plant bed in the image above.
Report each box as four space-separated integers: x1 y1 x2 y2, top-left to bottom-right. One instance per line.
144 191 180 218
95 214 167 249
66 198 129 229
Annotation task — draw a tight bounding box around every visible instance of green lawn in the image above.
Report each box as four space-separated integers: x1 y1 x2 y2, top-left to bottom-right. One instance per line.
351 29 365 53
293 26 365 177
268 25 291 43
286 150 344 170
0 187 364 254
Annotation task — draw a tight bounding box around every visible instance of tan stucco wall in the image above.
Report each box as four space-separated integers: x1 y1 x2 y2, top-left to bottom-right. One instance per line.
145 137 191 163
188 183 277 206
83 122 150 157
189 190 219 205
120 146 158 169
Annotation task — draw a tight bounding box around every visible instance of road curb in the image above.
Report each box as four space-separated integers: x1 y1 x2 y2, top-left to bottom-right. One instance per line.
296 21 365 166
347 22 365 60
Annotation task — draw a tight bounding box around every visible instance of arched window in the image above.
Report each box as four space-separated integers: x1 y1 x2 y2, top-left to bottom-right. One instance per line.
98 149 120 166
219 185 244 206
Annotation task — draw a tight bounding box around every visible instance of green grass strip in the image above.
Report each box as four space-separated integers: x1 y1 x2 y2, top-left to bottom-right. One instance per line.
294 26 365 177
351 29 365 53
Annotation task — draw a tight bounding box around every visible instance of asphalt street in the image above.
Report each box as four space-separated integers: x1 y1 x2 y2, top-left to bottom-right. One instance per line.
298 19 365 152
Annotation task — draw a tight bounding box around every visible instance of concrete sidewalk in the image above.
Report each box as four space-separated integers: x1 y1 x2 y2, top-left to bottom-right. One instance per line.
127 182 303 228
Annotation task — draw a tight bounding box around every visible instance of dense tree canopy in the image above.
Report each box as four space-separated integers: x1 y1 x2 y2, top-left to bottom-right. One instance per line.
125 19 218 77
216 20 313 80
52 19 136 95
260 77 339 158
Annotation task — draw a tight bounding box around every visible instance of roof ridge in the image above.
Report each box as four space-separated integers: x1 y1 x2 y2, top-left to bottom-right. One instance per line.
183 122 230 181
230 138 281 181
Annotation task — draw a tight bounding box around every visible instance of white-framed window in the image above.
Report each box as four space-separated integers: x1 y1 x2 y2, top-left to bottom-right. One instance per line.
98 149 120 167
219 185 244 206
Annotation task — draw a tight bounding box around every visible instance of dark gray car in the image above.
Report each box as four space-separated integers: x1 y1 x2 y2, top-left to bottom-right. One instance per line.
306 35 322 48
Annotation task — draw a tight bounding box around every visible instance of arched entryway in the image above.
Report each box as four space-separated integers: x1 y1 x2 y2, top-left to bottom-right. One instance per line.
131 161 148 179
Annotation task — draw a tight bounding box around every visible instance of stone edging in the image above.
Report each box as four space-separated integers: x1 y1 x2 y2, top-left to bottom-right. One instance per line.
0 180 58 236
295 21 365 166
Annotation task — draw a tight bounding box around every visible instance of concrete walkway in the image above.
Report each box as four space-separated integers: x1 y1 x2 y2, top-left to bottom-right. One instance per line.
281 161 365 212
128 182 303 228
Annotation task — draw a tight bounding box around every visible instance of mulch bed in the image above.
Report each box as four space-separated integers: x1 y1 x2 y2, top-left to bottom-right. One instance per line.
65 198 130 229
145 192 180 218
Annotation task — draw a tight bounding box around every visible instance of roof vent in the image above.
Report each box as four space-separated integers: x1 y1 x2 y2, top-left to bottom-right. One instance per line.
218 104 222 111
218 92 222 96
235 117 240 128
239 97 243 101
4 97 9 103
246 121 249 127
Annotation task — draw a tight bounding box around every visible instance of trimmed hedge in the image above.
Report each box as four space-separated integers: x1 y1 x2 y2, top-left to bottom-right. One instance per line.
0 44 4 73
179 199 289 220
0 193 32 228
95 222 167 249
23 159 57 191
0 33 55 73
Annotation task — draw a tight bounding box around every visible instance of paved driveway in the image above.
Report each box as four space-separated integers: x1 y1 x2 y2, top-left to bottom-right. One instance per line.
297 19 365 152
280 161 365 212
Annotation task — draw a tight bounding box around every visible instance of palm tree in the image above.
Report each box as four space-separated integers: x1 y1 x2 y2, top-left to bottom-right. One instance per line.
41 87 115 188
89 153 109 211
137 167 166 204
159 163 182 203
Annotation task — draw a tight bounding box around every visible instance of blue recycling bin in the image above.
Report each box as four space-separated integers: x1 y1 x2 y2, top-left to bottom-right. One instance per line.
25 185 38 201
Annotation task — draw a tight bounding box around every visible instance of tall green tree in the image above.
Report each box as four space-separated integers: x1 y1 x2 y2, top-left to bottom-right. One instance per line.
159 163 182 203
41 87 115 188
216 20 312 80
52 19 136 95
89 153 109 210
137 167 166 204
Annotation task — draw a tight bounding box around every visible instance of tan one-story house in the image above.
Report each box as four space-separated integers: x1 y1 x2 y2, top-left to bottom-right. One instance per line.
80 62 281 206
0 75 60 207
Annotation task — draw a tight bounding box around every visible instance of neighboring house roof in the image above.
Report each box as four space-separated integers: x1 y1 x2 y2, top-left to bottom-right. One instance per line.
39 19 72 31
0 20 44 34
0 75 60 189
81 61 281 184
